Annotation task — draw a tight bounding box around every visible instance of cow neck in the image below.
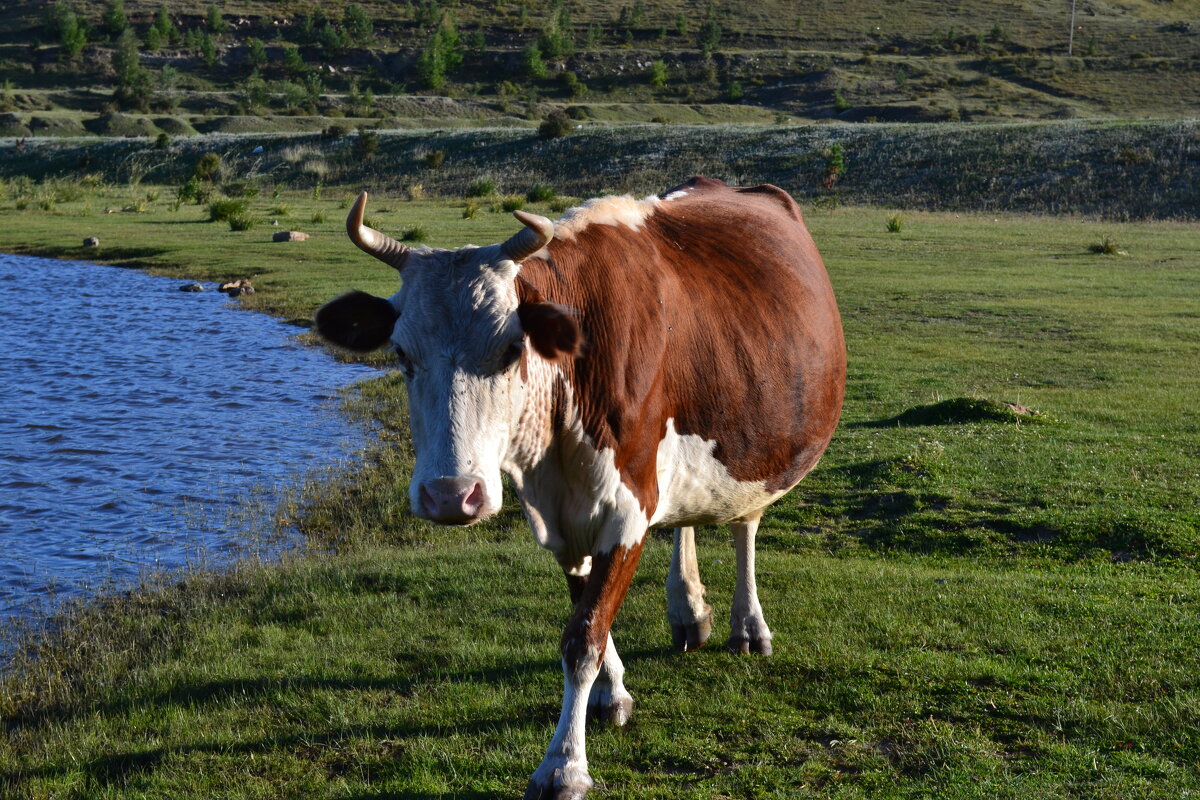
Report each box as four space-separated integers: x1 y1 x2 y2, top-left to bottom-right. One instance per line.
515 240 665 518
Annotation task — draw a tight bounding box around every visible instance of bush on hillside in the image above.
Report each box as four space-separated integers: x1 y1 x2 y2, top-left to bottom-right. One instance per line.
538 110 572 139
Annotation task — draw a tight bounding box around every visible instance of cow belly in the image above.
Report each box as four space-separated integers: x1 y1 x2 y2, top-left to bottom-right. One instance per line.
649 419 786 528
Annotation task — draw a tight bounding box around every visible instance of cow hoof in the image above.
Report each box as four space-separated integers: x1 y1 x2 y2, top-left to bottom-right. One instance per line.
727 634 773 656
588 682 634 726
589 692 633 727
670 612 712 652
522 780 590 800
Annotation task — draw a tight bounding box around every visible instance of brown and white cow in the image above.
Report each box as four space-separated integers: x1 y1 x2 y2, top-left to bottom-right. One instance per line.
316 177 845 799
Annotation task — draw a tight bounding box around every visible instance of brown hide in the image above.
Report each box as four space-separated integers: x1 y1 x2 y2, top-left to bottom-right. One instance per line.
517 178 846 518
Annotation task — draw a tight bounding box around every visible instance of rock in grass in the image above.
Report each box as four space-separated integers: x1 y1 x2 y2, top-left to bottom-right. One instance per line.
179 282 204 292
272 231 308 242
83 236 100 247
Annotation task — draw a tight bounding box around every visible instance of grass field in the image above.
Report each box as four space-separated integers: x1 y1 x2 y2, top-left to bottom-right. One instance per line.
1 186 1198 797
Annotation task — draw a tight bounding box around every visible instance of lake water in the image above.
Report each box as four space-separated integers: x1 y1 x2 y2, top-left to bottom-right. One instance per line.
0 254 376 623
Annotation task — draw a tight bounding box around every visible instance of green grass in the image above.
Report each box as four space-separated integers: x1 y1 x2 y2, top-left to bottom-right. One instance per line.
1 187 1199 797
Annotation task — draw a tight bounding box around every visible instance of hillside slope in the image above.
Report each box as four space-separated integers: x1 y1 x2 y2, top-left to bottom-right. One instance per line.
0 0 1198 133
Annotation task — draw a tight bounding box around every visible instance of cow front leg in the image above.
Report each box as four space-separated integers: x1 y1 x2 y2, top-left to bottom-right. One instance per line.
526 541 645 800
666 526 713 651
563 569 634 727
728 517 773 655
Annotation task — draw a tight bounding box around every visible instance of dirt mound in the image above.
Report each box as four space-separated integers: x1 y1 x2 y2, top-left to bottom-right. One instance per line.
28 116 89 136
882 397 1041 426
0 113 30 137
153 116 197 136
83 113 160 137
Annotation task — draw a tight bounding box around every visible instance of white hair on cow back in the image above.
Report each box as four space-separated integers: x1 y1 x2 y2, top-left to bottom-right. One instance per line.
553 194 662 241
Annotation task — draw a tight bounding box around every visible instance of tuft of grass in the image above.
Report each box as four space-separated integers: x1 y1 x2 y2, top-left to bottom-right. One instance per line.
886 213 904 233
270 202 290 217
207 198 248 222
400 225 428 242
499 195 525 212
462 199 479 220
227 213 255 231
1089 236 1126 255
467 177 497 197
526 183 556 203
311 210 327 224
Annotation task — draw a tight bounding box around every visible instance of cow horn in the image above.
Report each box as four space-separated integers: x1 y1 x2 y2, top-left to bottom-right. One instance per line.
346 191 409 271
502 210 554 262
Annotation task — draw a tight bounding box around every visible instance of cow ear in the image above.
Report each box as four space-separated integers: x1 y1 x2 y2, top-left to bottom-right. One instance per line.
518 302 582 360
315 290 398 352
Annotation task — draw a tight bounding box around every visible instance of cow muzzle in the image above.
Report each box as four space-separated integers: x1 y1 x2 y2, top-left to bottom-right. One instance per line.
417 476 491 525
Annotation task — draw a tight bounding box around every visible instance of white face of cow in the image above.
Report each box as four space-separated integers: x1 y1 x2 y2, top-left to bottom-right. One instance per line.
315 194 576 526
389 245 527 524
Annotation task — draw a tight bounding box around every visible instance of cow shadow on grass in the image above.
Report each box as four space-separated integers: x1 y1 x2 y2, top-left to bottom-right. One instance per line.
6 646 675 792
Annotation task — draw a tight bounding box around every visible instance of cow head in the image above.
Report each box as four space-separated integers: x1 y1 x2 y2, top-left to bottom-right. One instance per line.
316 193 579 525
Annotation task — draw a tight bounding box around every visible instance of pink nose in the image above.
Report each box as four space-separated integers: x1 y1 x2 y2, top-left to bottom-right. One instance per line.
419 476 487 524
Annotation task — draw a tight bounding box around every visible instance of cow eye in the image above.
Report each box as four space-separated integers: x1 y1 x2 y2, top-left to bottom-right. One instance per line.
499 340 524 370
393 346 415 377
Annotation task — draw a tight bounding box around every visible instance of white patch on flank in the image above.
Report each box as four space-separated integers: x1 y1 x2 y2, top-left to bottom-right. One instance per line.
552 194 661 241
662 190 688 201
651 418 785 528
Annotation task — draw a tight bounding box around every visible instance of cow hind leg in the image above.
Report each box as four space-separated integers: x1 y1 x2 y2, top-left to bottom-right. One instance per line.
728 517 773 655
587 631 633 726
666 526 714 652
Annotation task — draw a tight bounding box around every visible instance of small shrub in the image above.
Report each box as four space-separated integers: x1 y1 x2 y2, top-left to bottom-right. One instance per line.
538 109 572 139
223 180 260 198
467 177 497 197
155 132 171 149
425 149 445 168
549 197 573 214
728 81 744 102
321 123 351 139
311 210 327 224
651 115 669 124
193 152 221 181
526 183 555 203
208 198 248 222
354 128 379 159
228 213 255 231
271 202 290 217
1089 237 1125 256
406 183 424 201
833 88 850 113
647 59 668 89
500 195 525 212
401 225 428 242
462 199 479 219
886 214 904 233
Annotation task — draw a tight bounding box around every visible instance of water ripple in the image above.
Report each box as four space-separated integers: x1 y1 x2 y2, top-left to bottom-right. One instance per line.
0 254 377 621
